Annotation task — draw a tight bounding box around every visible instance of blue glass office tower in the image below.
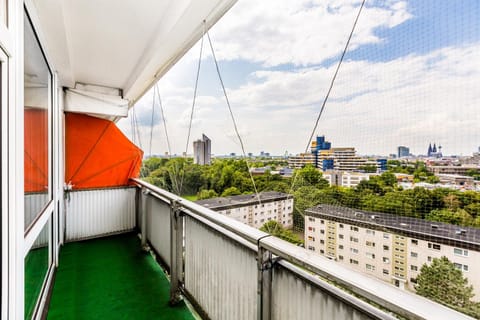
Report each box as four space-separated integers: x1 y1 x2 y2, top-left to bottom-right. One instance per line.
311 136 332 167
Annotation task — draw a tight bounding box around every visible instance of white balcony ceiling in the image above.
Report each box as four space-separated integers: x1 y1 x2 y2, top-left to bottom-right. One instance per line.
31 0 237 105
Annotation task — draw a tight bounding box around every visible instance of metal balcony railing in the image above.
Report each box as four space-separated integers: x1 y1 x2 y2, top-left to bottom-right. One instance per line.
55 182 474 319
130 179 474 320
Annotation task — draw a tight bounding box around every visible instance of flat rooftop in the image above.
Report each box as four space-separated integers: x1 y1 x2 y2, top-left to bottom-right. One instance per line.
306 204 480 250
195 191 291 210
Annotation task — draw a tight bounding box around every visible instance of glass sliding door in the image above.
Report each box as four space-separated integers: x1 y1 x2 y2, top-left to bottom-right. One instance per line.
24 10 51 232
24 218 51 319
23 8 54 319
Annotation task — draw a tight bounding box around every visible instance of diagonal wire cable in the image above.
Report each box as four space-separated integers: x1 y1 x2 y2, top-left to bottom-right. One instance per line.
184 25 205 156
148 83 156 157
130 108 136 145
206 28 262 205
287 0 366 201
177 23 206 195
155 83 172 157
132 106 143 150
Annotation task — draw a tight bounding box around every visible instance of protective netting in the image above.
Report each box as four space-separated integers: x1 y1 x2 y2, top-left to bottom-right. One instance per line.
297 1 480 315
119 1 480 315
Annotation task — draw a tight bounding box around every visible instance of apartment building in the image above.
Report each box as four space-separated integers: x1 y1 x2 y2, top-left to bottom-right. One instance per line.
304 205 480 300
316 148 386 172
196 192 294 229
322 170 376 188
288 153 315 168
428 165 479 175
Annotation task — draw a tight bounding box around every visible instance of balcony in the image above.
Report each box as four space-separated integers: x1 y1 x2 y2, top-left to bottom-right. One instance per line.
47 233 195 319
43 181 474 320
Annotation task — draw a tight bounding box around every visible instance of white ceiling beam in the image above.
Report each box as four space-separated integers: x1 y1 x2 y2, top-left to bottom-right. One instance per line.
64 88 128 119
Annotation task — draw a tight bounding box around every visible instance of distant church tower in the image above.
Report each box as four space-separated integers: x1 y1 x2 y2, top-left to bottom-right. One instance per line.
427 142 442 158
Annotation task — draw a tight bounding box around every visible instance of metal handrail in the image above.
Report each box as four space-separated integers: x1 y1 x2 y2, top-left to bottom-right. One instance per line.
132 178 268 244
131 178 474 320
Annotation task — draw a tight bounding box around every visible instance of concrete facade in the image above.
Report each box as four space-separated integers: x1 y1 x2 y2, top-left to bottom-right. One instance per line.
305 205 480 300
196 192 294 229
288 153 315 168
323 170 376 188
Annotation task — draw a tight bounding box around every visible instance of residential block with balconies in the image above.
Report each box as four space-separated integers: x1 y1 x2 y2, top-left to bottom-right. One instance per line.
196 191 294 229
305 204 480 300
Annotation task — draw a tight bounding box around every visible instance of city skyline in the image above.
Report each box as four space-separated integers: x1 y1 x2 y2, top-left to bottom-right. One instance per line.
118 0 480 157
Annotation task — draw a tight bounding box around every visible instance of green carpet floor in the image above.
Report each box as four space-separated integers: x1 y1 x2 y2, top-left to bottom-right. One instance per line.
25 246 49 319
47 233 195 320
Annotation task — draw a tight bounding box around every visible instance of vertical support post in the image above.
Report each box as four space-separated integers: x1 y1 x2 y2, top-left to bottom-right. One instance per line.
257 244 272 320
170 200 183 305
140 188 149 249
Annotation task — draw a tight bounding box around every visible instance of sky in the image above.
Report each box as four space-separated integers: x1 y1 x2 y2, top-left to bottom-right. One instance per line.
117 0 480 157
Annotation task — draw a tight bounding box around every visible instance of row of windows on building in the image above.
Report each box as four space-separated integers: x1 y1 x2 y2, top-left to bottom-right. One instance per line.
308 230 471 257
308 238 468 257
254 203 292 210
226 209 292 215
254 217 292 224
226 212 292 219
305 247 470 274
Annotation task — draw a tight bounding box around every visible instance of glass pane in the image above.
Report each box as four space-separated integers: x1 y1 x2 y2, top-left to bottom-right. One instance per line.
24 217 51 319
24 12 50 230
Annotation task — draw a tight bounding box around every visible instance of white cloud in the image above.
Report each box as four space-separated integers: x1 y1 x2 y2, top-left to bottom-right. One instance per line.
209 0 411 66
229 45 479 154
117 2 479 158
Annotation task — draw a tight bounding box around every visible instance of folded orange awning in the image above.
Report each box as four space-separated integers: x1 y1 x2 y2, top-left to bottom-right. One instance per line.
24 109 48 193
65 112 143 190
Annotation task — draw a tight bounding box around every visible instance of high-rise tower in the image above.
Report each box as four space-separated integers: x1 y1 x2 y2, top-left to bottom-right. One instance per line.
193 134 211 165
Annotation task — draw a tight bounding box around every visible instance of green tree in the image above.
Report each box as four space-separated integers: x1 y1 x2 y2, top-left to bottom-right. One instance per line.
260 220 303 245
379 171 397 187
141 157 480 229
260 220 284 235
465 169 480 179
140 157 167 177
444 194 461 211
293 186 324 230
426 175 440 184
406 187 443 219
426 209 475 227
221 186 241 197
197 189 218 200
293 165 329 189
415 257 479 318
413 161 437 182
356 179 384 195
465 202 480 218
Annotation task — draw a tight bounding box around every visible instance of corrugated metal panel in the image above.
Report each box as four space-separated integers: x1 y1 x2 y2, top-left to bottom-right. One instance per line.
184 216 258 320
32 216 51 249
272 264 377 320
24 193 49 229
66 187 136 241
145 195 171 268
